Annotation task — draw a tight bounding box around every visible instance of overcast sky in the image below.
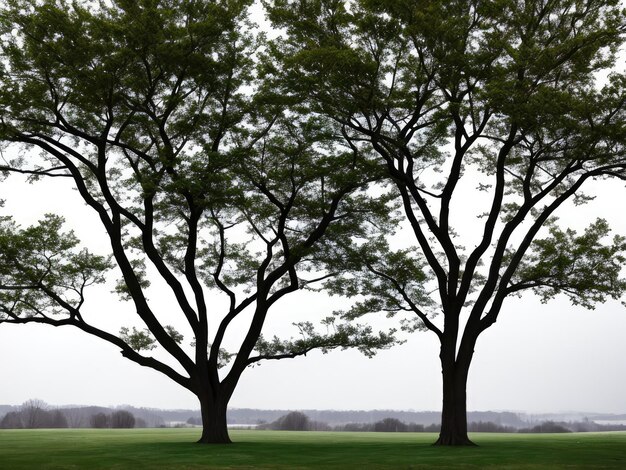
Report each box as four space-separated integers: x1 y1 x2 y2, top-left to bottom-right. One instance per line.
1 171 625 414
1 4 625 415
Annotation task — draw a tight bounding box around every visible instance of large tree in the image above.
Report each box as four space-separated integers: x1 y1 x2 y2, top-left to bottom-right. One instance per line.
0 0 395 443
265 0 626 445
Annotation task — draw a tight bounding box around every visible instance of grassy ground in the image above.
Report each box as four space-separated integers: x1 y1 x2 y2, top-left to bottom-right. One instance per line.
0 429 625 469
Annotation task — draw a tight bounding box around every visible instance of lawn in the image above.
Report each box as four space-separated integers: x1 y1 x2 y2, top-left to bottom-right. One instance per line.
0 429 625 469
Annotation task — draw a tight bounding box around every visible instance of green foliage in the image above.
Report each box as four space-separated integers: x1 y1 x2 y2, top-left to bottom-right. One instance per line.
119 323 186 351
319 236 435 332
0 0 254 140
265 0 626 327
113 259 150 301
193 114 391 295
164 325 184 345
0 214 111 319
119 326 156 351
253 319 397 362
510 219 626 308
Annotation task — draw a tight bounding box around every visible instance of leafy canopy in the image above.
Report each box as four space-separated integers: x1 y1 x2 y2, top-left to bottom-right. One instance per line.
0 0 398 400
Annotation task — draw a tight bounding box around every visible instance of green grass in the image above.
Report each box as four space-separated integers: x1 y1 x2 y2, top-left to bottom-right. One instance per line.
0 429 625 469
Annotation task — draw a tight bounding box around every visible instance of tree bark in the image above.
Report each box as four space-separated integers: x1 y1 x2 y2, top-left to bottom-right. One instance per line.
197 392 231 444
434 354 476 446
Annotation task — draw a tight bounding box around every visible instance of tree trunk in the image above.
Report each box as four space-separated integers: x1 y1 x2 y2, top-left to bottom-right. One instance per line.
434 356 475 446
197 393 231 444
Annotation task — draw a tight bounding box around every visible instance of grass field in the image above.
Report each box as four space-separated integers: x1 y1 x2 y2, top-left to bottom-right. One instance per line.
0 429 625 469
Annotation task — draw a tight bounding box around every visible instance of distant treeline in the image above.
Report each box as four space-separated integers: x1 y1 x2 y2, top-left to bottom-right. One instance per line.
2 402 626 433
0 400 154 429
252 412 626 434
226 408 526 427
0 400 69 429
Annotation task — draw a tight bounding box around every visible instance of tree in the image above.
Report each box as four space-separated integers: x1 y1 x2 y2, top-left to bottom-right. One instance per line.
519 421 571 433
90 413 110 429
373 418 408 432
48 409 69 428
187 417 202 426
0 400 68 428
0 411 23 429
63 408 86 428
265 0 626 445
0 0 396 444
135 417 148 428
111 410 135 428
20 399 49 429
271 411 310 430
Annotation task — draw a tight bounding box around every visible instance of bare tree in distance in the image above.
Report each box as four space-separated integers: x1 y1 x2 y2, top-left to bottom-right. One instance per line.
49 409 69 428
63 408 85 429
21 399 48 429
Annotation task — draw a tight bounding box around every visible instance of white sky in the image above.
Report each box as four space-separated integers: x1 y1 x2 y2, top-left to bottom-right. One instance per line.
1 172 625 414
